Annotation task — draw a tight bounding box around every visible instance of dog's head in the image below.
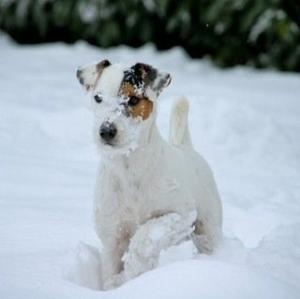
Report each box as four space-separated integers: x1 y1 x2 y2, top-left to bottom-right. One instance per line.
77 60 171 155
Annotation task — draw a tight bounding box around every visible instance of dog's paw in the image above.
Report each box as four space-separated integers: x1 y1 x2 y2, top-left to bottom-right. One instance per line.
191 233 214 254
102 273 124 290
152 211 197 247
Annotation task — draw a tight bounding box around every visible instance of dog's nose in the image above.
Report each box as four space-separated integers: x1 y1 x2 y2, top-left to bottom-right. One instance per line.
100 122 117 142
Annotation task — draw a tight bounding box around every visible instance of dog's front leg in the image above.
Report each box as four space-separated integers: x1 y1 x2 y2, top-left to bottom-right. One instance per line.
100 249 121 289
99 223 131 290
122 211 196 282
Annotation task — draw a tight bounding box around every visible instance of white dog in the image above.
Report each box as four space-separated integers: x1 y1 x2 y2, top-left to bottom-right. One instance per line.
76 60 223 289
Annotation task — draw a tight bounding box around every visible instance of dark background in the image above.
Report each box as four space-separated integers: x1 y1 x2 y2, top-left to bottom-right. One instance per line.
1 0 300 71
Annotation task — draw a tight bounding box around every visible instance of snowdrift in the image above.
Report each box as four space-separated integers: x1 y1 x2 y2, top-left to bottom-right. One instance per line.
0 33 299 298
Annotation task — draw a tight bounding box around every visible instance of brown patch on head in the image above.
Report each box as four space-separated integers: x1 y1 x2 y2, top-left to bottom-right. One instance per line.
129 98 153 120
119 81 153 120
120 82 139 97
118 63 157 120
96 59 111 72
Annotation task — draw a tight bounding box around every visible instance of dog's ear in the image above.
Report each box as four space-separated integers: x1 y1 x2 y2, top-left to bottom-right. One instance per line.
132 63 171 96
150 70 171 95
76 59 111 92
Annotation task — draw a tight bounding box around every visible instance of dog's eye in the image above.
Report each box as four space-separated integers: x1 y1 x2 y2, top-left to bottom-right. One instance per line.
128 96 140 106
94 94 103 103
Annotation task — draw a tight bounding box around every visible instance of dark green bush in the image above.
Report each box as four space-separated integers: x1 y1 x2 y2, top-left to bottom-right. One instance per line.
1 0 299 71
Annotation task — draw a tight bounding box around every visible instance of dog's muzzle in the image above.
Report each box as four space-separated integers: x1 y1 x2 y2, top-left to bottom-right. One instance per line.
99 122 117 143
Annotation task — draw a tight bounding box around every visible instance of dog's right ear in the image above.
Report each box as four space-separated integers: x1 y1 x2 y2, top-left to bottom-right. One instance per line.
131 63 171 97
76 59 111 92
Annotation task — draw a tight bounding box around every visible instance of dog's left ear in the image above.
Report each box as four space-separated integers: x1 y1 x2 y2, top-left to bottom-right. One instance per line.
151 70 171 96
133 63 171 96
76 59 111 92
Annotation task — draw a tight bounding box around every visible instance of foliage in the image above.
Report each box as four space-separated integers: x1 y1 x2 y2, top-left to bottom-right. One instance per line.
0 0 300 71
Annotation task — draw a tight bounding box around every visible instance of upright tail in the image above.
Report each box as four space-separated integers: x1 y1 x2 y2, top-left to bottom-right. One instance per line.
169 97 192 146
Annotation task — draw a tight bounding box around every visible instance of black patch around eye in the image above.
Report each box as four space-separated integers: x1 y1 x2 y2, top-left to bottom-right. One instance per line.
94 94 103 103
128 96 140 106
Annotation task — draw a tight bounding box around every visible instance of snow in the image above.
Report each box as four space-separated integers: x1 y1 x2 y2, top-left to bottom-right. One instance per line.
1 32 300 298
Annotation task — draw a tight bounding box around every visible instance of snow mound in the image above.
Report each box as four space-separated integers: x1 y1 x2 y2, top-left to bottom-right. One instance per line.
1 32 300 298
63 241 299 299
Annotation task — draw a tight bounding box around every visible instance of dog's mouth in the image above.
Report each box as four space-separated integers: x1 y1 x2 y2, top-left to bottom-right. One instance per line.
98 138 138 156
102 141 115 147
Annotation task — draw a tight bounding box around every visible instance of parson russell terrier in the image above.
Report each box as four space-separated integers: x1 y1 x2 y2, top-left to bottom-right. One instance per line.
76 60 223 289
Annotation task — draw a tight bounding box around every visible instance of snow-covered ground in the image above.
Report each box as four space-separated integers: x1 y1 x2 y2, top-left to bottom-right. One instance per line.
0 32 300 298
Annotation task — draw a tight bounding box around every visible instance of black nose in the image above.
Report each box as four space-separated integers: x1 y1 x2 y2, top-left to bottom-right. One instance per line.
100 122 117 142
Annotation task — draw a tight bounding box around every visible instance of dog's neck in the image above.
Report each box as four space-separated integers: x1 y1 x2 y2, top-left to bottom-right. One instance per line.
102 120 166 177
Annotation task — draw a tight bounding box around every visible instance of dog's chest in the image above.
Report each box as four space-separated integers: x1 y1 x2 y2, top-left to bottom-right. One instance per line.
100 169 170 222
96 151 192 230
117 173 155 220
116 173 187 221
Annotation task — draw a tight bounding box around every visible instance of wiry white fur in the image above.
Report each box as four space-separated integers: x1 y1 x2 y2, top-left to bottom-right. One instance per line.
97 64 124 96
77 62 223 290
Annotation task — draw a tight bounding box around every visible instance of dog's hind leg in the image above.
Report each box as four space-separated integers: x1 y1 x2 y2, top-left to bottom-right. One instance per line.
191 219 222 254
121 211 196 281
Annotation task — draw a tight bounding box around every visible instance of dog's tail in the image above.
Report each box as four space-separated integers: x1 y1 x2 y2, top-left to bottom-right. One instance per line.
169 96 192 146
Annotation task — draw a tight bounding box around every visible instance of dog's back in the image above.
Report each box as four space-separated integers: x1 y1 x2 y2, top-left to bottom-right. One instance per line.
169 97 223 252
